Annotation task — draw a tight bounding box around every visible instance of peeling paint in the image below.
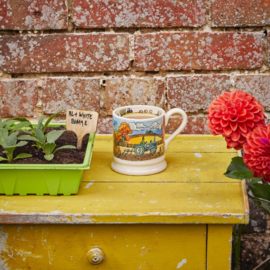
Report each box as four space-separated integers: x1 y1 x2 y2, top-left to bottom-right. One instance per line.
177 259 187 268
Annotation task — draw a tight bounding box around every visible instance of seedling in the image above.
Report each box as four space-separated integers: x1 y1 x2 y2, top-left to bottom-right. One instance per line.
0 118 32 163
18 110 76 161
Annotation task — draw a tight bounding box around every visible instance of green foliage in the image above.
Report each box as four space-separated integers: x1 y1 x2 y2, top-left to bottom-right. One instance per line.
0 119 32 163
17 110 76 161
224 156 262 182
224 156 270 268
233 224 246 269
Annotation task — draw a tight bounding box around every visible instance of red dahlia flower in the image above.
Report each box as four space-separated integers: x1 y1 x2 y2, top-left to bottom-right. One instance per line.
207 90 266 150
264 174 270 183
243 125 270 179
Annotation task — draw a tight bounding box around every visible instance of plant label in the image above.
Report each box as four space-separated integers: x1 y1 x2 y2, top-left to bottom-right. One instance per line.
66 109 98 149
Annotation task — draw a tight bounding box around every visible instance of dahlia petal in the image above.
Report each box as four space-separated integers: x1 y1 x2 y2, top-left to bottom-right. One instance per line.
212 118 221 124
263 175 270 183
223 126 232 136
245 111 255 120
250 106 261 114
230 121 238 131
231 129 241 141
221 119 229 127
239 124 247 133
237 108 246 116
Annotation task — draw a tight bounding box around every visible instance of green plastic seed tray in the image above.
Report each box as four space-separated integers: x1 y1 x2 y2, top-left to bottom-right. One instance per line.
0 123 95 196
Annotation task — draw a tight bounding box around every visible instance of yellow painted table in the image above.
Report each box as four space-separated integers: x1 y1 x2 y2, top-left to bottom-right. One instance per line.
0 135 248 270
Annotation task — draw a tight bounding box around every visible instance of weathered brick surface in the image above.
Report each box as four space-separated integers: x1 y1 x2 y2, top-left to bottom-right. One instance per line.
0 0 68 30
167 75 231 112
0 34 129 73
211 0 270 27
166 115 209 134
73 0 206 28
42 78 100 114
268 36 270 69
97 118 113 134
235 75 270 111
0 79 38 117
105 77 165 115
134 32 264 71
241 236 270 270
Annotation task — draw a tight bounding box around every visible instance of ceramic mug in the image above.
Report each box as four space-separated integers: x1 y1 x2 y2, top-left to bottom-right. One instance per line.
111 105 188 175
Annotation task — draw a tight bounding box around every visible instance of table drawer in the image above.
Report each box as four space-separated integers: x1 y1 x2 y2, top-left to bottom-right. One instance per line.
0 224 206 270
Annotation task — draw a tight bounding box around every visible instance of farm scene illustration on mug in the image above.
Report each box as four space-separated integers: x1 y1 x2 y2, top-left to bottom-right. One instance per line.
113 110 165 161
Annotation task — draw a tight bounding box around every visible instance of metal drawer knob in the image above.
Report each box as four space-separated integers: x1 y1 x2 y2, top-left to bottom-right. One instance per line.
87 247 104 265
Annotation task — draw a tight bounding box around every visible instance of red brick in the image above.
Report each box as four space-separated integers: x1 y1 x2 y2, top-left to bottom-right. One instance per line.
0 79 38 117
0 34 130 73
105 77 165 115
134 32 264 71
167 75 231 112
73 0 206 28
97 118 113 134
42 77 100 114
165 115 209 134
234 75 270 111
268 36 270 68
211 0 270 27
0 0 67 30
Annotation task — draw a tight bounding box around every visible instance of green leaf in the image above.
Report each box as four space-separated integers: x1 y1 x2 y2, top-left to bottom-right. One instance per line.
0 119 13 129
35 128 44 143
225 157 250 173
0 128 8 146
224 156 256 180
4 147 14 162
47 130 65 143
14 141 28 148
0 116 2 123
10 121 32 132
14 153 32 160
225 170 254 180
5 131 18 147
53 145 76 154
43 109 64 132
18 135 39 142
0 156 8 162
4 141 28 149
11 117 34 130
250 177 263 184
43 143 56 155
37 115 46 130
3 120 15 130
248 183 270 201
249 195 270 216
44 154 54 161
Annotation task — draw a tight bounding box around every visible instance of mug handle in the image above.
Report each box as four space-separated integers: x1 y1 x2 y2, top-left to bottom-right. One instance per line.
164 108 188 150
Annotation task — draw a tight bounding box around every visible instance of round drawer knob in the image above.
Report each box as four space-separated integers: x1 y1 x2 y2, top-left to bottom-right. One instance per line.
87 247 104 265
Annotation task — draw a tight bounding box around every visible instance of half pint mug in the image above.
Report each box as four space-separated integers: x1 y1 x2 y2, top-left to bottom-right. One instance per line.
111 105 188 175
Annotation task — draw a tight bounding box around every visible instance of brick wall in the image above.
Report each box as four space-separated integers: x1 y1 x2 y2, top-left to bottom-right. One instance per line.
0 1 270 268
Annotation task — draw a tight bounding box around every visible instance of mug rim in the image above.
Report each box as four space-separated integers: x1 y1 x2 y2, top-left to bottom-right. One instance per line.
113 105 165 121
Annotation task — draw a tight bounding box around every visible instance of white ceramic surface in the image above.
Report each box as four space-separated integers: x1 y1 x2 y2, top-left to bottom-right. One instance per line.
112 105 187 175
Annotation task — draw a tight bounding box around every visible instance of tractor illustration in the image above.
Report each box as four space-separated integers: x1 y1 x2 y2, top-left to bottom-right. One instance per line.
134 141 157 156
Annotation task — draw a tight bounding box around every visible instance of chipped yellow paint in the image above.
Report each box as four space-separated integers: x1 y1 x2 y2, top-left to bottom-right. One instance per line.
89 135 239 183
0 135 248 269
207 225 233 270
0 224 207 269
0 181 248 224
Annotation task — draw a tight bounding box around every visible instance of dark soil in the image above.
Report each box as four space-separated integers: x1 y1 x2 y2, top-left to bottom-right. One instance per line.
0 126 89 164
